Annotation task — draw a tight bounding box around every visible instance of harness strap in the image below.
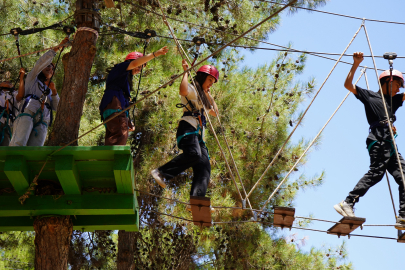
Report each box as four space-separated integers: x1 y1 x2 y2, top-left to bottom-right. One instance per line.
15 108 47 137
102 109 129 128
176 124 210 160
21 94 53 126
367 133 399 157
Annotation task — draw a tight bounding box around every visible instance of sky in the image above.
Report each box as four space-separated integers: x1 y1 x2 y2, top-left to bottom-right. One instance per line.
242 0 405 269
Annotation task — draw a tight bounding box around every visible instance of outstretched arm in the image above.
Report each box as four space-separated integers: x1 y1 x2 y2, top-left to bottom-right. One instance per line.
179 59 189 96
126 46 169 71
16 68 25 102
344 52 364 95
206 92 218 117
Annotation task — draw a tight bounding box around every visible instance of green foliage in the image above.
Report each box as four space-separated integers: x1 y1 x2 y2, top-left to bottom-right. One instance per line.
0 231 35 269
0 0 353 269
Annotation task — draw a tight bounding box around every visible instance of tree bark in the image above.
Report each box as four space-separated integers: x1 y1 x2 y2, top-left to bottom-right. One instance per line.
33 216 73 270
47 2 98 146
117 230 136 270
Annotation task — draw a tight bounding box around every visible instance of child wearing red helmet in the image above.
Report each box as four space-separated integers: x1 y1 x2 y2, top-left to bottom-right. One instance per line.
99 46 168 145
334 51 405 229
151 59 219 203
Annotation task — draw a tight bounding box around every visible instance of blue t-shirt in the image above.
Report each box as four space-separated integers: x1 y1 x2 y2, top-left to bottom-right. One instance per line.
99 61 132 118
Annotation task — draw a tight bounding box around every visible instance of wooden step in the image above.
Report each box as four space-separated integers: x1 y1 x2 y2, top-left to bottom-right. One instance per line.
273 206 295 229
190 196 211 227
327 216 366 237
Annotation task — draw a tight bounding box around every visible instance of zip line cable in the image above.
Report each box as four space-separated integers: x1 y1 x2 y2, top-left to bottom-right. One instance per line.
259 68 366 211
246 22 364 201
139 203 399 241
136 188 398 228
363 22 405 205
118 0 397 74
257 0 405 26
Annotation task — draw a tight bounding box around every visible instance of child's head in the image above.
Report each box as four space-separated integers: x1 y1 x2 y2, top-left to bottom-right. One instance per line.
38 63 55 82
0 81 13 92
125 51 145 75
195 65 219 92
379 70 404 96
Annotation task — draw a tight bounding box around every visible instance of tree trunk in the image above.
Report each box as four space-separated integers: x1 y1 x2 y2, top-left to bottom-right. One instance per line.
33 216 73 270
117 230 136 270
34 1 99 269
47 0 98 146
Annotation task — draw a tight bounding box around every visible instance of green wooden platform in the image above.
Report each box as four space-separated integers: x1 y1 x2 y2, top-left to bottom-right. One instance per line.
0 146 139 232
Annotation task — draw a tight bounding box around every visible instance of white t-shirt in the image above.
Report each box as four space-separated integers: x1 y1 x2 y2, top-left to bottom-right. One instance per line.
180 83 212 129
0 90 18 125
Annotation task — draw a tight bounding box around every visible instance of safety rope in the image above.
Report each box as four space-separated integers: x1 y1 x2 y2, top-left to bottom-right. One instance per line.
0 45 61 63
75 27 99 40
247 22 364 201
363 23 405 212
260 69 366 210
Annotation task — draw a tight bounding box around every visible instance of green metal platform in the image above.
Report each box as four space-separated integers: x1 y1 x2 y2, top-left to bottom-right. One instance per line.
0 146 139 232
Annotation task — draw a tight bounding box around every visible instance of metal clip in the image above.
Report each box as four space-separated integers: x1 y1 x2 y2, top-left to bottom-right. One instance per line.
242 199 246 209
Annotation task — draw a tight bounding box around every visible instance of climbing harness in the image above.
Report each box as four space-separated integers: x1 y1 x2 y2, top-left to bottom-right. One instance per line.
16 94 53 135
102 108 129 128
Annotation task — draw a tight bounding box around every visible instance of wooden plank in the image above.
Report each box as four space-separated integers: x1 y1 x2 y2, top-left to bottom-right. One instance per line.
104 0 115 8
55 155 81 195
273 206 295 229
190 196 211 227
0 146 130 161
113 154 133 194
4 155 30 195
0 215 138 232
327 217 366 237
0 194 136 216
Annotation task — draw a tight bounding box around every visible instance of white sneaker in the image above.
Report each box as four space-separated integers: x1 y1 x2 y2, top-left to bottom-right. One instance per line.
333 201 355 217
151 169 166 188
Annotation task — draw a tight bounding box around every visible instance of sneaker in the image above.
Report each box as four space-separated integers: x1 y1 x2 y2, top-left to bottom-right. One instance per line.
395 217 405 230
186 204 215 213
151 169 166 188
333 201 355 217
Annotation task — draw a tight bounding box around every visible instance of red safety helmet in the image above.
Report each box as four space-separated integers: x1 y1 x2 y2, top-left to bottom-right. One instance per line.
197 65 219 82
379 69 404 87
125 51 144 61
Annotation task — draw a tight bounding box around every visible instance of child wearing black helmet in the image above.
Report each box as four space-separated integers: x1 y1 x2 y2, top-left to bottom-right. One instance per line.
151 59 219 203
334 51 405 230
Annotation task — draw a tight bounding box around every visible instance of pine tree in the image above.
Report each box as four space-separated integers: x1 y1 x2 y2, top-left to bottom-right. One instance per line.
0 0 353 269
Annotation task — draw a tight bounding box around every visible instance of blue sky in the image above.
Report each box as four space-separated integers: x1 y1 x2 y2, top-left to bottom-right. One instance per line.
242 0 405 269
